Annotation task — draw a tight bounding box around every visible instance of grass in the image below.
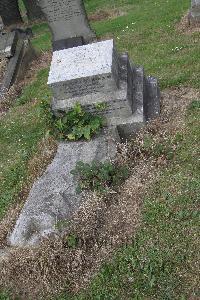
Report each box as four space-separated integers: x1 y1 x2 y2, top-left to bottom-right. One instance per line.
0 291 10 300
59 100 200 299
0 0 199 298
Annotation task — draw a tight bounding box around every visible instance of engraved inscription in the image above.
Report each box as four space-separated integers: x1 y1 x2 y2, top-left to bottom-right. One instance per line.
54 74 112 99
39 0 82 23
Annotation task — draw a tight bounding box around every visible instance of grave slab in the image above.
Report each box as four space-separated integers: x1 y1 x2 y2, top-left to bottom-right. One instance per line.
37 0 96 49
9 133 117 247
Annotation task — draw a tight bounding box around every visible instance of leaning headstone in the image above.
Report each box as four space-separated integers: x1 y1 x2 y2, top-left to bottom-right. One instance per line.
0 0 23 27
23 0 45 22
37 0 96 50
189 0 200 24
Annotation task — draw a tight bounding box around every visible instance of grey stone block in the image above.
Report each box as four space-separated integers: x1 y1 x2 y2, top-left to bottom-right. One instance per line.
189 0 200 24
48 40 119 101
119 52 134 111
132 66 144 119
37 0 96 46
144 76 160 121
0 31 18 58
8 134 117 247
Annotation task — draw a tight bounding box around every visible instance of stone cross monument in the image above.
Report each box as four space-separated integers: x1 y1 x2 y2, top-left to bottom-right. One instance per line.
37 0 96 51
0 0 23 27
189 0 200 24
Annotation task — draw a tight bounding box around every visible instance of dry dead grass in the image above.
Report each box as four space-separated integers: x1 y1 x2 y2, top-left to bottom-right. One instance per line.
0 87 199 299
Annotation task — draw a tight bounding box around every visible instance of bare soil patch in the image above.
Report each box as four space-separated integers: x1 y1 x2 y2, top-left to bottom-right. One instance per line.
0 87 199 299
176 12 200 34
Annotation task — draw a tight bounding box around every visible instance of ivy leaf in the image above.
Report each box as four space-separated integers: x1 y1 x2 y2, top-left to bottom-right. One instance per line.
67 133 76 140
83 126 91 140
62 116 68 124
74 103 84 115
90 118 101 132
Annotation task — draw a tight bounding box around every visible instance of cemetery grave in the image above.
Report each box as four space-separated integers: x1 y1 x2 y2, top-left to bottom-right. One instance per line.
0 0 199 298
8 0 160 247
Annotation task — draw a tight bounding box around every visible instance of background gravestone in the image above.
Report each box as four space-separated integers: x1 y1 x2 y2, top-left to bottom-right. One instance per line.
0 0 23 27
189 0 200 24
23 0 45 22
37 0 96 50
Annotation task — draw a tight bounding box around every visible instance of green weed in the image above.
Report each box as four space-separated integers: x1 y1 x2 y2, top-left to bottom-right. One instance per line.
41 102 105 141
71 161 129 194
66 234 78 249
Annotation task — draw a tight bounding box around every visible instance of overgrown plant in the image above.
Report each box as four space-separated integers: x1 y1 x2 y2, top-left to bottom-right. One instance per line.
40 101 105 141
71 161 129 194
